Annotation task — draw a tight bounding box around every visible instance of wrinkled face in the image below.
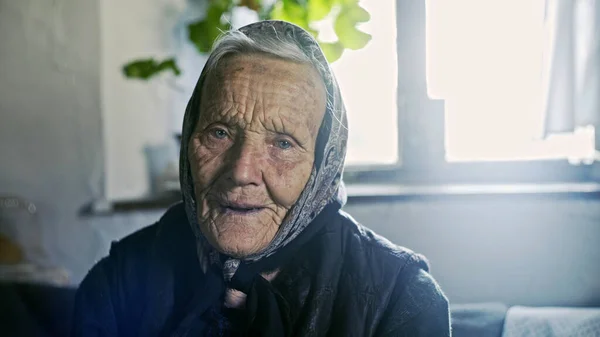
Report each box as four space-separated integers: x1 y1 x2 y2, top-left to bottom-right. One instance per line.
188 54 327 258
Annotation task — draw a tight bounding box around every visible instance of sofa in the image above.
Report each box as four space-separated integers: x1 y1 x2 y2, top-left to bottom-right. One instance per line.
2 282 599 337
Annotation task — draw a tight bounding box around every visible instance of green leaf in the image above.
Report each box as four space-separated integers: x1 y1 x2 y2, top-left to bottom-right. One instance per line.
269 1 285 19
282 0 307 21
188 3 231 53
121 0 373 80
307 0 335 22
337 0 359 5
211 0 231 10
270 1 318 36
188 20 219 53
122 57 181 80
319 41 344 62
334 3 371 50
341 2 369 22
286 0 309 7
239 0 261 11
157 59 182 75
335 24 371 50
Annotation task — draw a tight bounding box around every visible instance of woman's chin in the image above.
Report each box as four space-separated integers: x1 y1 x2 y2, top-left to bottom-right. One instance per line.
204 225 276 258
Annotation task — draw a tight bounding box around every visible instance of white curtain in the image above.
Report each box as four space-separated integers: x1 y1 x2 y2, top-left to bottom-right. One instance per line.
543 0 600 136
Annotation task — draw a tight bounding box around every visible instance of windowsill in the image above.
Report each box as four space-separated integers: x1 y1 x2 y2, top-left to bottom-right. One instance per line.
83 181 600 215
345 159 600 185
345 182 600 201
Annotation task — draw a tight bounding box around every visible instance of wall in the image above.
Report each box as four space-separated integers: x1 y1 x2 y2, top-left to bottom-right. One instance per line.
100 0 260 201
101 0 206 200
0 0 116 281
344 197 600 307
0 0 598 307
0 0 213 284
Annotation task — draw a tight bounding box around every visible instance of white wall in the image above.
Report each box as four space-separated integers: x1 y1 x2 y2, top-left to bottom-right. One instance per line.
345 197 600 307
0 0 107 279
0 0 208 284
100 0 206 200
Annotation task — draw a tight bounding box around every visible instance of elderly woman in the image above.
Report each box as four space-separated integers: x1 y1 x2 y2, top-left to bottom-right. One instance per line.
73 21 450 336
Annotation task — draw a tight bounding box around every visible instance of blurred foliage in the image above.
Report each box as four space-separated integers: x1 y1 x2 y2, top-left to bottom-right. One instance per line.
122 58 181 79
123 0 371 80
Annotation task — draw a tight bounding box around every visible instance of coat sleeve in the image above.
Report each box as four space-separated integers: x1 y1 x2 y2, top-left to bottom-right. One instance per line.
376 268 451 337
71 258 119 337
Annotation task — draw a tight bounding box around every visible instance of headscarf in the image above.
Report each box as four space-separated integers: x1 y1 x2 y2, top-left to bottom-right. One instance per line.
176 20 349 335
179 20 348 278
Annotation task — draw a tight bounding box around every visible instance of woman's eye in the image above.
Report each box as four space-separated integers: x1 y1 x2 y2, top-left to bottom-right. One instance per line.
211 129 228 139
277 139 293 149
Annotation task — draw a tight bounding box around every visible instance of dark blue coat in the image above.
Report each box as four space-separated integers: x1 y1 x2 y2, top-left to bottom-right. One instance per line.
72 202 450 336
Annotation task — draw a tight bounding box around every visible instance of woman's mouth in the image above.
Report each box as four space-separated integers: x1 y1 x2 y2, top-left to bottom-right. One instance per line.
220 203 265 215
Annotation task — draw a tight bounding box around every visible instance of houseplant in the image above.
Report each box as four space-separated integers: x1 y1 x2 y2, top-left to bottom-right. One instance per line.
122 0 372 80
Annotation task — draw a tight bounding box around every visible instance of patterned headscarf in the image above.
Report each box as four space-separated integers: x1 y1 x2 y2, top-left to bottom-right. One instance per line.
178 20 348 279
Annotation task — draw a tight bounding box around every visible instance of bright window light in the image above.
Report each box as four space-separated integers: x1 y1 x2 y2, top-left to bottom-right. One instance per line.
426 0 596 163
314 0 399 166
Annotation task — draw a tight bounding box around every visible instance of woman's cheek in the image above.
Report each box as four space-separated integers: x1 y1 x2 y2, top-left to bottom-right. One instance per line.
267 158 314 207
188 139 222 184
268 146 302 163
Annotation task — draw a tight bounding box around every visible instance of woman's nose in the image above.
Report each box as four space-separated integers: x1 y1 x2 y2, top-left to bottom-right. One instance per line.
228 141 263 186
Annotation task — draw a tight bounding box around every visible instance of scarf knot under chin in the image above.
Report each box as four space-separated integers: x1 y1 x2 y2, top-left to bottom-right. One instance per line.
174 201 340 336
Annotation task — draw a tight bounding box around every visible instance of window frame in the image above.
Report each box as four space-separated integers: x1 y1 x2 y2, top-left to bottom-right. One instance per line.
342 0 599 187
95 0 599 213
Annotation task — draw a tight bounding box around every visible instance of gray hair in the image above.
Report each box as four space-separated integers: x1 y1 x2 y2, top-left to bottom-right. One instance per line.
208 29 312 68
201 26 333 110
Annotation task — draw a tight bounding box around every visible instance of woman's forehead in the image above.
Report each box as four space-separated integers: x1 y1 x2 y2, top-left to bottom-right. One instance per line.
199 54 327 134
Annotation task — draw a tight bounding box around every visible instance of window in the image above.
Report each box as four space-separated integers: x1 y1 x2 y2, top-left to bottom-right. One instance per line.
101 0 598 203
314 0 399 166
186 1 598 174
426 0 596 164
340 0 597 169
